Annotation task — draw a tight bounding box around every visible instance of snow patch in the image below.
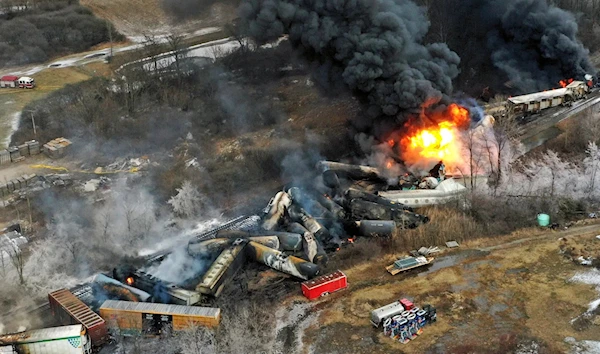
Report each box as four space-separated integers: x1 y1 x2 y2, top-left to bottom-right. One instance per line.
2 112 21 148
274 302 320 354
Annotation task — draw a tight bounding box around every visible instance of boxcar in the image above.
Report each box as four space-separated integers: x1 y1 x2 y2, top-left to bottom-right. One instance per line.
301 270 347 300
0 325 92 354
48 289 108 346
99 300 220 336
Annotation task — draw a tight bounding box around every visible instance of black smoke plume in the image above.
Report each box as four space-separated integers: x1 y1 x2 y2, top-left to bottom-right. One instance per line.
447 0 594 94
239 0 460 119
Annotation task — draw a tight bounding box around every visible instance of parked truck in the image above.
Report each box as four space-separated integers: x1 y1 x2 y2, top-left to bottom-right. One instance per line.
48 289 108 346
0 324 92 354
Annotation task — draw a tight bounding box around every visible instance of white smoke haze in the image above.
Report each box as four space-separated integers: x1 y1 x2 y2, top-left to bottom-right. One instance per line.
0 174 226 328
146 246 210 284
137 217 223 257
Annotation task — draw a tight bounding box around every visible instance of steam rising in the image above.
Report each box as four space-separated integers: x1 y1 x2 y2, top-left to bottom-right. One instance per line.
239 0 460 117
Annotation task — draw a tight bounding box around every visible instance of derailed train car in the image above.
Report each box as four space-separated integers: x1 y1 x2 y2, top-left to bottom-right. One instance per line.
506 80 589 119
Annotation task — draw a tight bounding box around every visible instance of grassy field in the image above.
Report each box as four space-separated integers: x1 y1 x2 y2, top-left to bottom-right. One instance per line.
81 0 238 38
289 219 600 354
0 67 92 148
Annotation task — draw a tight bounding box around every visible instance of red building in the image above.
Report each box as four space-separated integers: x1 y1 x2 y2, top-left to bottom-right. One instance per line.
301 270 347 300
0 75 18 88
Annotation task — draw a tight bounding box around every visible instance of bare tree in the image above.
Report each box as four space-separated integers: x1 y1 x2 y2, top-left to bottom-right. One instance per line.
7 242 25 285
168 180 207 218
143 33 162 72
178 324 217 354
166 32 189 77
584 141 600 193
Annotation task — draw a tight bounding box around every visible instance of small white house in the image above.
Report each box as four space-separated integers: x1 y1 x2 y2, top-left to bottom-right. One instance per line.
0 75 18 88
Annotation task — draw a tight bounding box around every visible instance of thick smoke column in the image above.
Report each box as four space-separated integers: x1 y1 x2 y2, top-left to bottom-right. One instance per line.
239 0 460 117
453 0 593 93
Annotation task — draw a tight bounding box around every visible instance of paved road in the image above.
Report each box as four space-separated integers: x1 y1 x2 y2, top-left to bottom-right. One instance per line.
0 27 223 77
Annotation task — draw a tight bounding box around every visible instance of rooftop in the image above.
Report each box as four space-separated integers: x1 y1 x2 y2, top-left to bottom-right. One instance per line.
100 300 220 318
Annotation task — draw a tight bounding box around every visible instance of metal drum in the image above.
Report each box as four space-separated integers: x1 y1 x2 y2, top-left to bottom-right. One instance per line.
410 307 420 315
391 315 403 338
401 310 411 318
397 318 410 343
417 310 427 328
406 313 418 338
383 317 393 336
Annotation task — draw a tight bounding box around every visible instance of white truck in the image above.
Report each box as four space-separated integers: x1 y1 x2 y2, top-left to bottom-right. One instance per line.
0 325 92 354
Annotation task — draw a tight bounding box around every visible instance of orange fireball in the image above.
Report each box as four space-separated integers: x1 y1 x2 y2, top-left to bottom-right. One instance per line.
399 103 470 170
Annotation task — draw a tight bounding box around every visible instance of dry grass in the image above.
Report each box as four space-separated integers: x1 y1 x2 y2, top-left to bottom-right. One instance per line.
0 67 91 147
81 0 237 37
306 222 600 354
393 206 484 251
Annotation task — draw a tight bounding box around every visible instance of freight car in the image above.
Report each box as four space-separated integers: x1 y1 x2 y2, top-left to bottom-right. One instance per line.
506 80 589 119
301 270 347 300
99 300 220 336
0 325 92 354
195 238 247 297
48 289 109 346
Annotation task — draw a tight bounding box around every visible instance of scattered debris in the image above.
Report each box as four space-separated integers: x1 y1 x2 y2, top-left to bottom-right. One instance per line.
418 246 441 256
446 241 460 248
43 137 72 159
0 230 27 261
386 256 433 275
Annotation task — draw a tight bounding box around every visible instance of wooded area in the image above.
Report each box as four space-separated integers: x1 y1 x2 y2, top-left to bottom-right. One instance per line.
0 0 122 67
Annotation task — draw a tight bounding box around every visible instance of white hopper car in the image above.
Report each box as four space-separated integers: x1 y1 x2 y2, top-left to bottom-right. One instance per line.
506 80 589 118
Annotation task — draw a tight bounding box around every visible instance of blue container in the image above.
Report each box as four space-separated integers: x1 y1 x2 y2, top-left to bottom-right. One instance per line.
537 213 550 227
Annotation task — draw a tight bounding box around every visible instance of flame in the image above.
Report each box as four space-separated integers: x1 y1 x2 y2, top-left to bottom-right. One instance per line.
559 78 574 88
398 103 470 170
126 277 134 285
348 237 355 244
385 160 393 169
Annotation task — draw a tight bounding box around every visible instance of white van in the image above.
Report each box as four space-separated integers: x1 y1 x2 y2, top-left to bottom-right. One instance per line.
17 77 35 89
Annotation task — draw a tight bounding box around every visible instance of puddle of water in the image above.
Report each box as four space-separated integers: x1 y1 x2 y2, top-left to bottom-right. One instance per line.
418 249 489 276
489 303 508 315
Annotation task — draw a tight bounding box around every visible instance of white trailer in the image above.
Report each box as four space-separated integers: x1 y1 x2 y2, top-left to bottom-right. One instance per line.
0 325 92 354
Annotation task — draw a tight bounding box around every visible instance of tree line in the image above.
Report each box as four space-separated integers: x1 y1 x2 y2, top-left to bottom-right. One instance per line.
0 0 122 68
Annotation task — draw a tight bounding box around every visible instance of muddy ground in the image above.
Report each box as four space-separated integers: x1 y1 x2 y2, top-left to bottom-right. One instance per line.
277 223 600 354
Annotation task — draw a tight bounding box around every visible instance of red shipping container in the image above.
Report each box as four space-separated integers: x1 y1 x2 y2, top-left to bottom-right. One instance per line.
48 289 108 346
400 298 414 311
301 270 347 300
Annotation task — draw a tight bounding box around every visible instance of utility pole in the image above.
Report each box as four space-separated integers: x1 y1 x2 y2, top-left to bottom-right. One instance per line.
30 111 36 137
107 20 114 63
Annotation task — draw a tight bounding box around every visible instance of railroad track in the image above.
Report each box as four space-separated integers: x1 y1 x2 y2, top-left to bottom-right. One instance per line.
144 214 259 264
